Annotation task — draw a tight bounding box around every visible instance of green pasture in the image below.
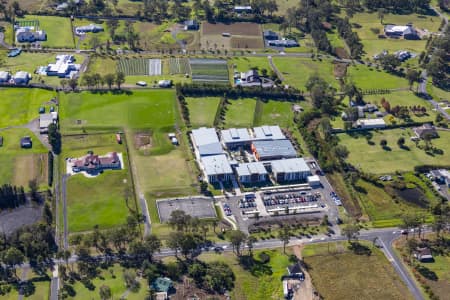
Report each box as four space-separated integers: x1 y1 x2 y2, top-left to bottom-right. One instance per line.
338 129 450 174
254 100 296 128
133 21 178 50
19 15 74 48
186 97 221 127
85 56 117 75
346 64 410 90
0 128 48 190
303 242 412 300
230 57 271 72
272 57 338 89
59 90 177 133
224 98 257 128
0 88 56 127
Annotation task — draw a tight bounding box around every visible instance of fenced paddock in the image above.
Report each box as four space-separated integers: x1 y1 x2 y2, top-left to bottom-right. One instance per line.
189 58 229 83
149 59 162 75
157 197 217 222
168 57 190 74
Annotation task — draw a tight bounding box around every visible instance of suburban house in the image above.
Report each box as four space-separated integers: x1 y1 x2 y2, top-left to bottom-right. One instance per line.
0 71 11 83
286 263 305 280
234 5 252 13
384 24 419 40
72 152 121 174
240 70 260 83
271 158 311 182
201 154 233 183
46 55 80 78
414 247 434 262
191 127 223 157
235 162 268 183
253 125 286 141
268 39 299 47
15 27 47 43
39 112 58 134
263 30 279 40
235 69 274 87
221 128 253 150
75 24 104 35
251 139 297 161
20 136 32 148
13 71 31 85
355 118 386 129
184 20 199 31
413 124 438 139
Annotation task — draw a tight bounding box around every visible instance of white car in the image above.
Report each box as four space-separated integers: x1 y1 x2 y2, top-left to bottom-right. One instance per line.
136 81 147 87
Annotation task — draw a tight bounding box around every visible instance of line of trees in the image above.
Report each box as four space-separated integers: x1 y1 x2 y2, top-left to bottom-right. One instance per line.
335 17 363 58
74 72 126 90
0 184 26 210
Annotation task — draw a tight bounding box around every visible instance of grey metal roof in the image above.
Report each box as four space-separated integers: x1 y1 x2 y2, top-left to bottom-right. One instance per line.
253 139 297 159
192 127 223 156
201 154 233 176
235 162 267 176
221 128 252 144
271 158 310 174
253 125 285 140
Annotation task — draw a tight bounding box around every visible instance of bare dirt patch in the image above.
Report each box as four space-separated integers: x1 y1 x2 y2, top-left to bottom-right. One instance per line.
231 37 264 49
334 47 350 59
133 132 152 152
202 22 261 36
172 277 227 300
13 153 48 187
292 245 319 300
333 62 348 78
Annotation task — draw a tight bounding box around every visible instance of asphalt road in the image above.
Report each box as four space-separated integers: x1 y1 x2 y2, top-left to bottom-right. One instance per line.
61 174 69 249
419 70 450 120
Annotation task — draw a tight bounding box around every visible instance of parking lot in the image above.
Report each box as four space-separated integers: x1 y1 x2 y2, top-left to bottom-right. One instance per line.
157 197 217 222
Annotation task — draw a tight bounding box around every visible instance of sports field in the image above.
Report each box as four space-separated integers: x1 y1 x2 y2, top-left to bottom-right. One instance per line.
224 98 257 128
186 97 221 127
19 15 74 48
272 57 338 89
338 129 450 174
303 242 412 300
59 90 177 133
0 88 56 127
0 128 48 190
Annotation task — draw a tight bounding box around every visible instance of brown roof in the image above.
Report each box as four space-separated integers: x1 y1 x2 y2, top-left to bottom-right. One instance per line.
73 152 119 168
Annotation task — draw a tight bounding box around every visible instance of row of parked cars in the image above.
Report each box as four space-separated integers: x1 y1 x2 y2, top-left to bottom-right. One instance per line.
330 191 342 206
223 203 232 216
262 192 320 207
239 197 256 209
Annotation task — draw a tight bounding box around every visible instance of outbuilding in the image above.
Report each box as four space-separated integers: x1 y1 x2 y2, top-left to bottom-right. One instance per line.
355 118 386 129
0 71 11 83
307 175 321 187
13 71 31 85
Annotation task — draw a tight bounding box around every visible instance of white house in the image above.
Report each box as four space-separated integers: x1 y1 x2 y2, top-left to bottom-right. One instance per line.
15 27 46 43
46 55 80 78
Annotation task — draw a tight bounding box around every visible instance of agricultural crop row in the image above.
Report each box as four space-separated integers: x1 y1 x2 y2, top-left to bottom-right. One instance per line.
168 57 190 75
189 59 229 83
117 58 150 76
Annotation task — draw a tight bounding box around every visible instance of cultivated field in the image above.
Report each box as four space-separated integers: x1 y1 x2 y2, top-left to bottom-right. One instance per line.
63 134 133 233
338 129 450 174
224 98 257 128
117 58 150 76
303 242 413 300
189 58 229 83
186 97 221 127
0 128 48 190
17 15 74 48
201 22 263 50
168 57 190 74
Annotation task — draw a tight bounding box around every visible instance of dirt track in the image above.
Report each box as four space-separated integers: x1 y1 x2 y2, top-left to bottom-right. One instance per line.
293 245 317 300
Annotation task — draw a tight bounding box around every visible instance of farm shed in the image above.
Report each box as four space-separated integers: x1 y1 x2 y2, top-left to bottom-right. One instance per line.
13 71 31 85
355 118 386 129
39 113 58 133
184 20 199 30
0 71 11 83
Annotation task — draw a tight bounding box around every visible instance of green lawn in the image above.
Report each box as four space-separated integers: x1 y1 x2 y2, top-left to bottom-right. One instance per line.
348 12 441 58
198 249 292 300
346 64 410 90
338 129 450 174
255 100 296 128
303 242 413 300
0 88 56 127
272 57 338 89
59 90 177 133
18 15 74 48
224 98 257 128
0 128 49 190
230 57 271 72
67 264 148 300
186 97 221 127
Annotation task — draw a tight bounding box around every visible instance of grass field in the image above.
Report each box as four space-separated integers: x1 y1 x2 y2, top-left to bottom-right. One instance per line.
0 88 56 127
186 97 221 127
198 249 291 300
255 100 296 128
0 128 48 190
85 55 117 76
18 15 74 48
272 57 338 89
224 98 257 128
303 242 413 300
348 12 441 58
134 21 179 50
230 57 271 72
67 264 148 299
346 64 410 90
338 129 450 174
59 90 177 133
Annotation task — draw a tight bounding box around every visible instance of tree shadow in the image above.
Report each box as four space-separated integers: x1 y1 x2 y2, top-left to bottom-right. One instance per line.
239 255 273 277
348 242 372 256
416 265 438 281
382 146 392 151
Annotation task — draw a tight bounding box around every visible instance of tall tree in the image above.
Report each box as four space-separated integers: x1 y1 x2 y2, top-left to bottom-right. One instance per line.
279 226 291 254
115 72 125 89
228 230 247 257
